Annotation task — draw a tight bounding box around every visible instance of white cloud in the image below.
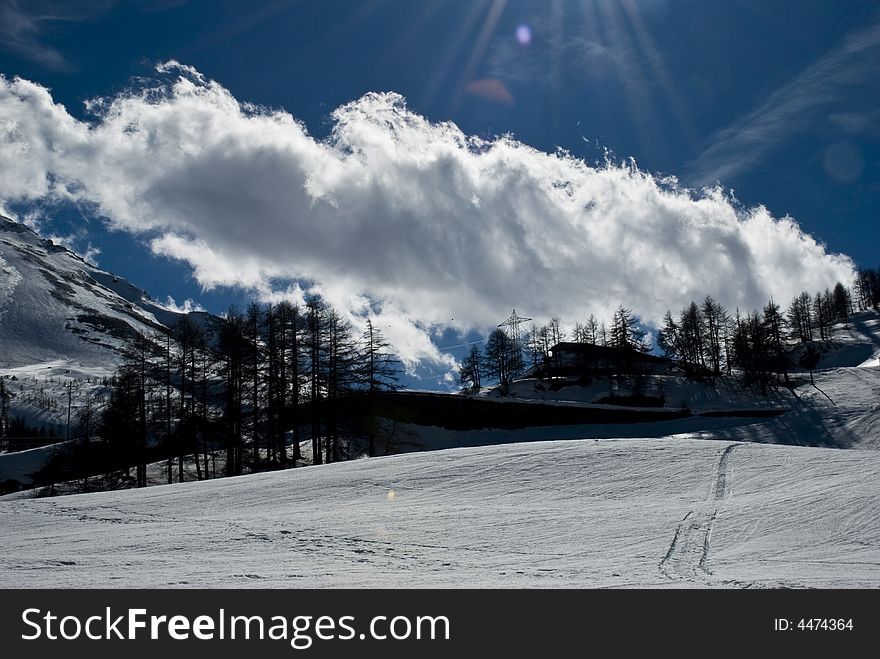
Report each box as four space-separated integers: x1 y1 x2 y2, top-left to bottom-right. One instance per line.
46 232 101 264
161 296 205 314
0 64 856 369
150 232 281 291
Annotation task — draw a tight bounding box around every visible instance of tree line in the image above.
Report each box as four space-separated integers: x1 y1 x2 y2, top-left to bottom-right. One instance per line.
94 296 400 489
459 305 649 391
460 277 867 394
662 281 858 392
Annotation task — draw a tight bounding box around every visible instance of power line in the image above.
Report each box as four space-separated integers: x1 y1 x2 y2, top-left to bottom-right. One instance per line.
437 309 533 353
437 338 488 351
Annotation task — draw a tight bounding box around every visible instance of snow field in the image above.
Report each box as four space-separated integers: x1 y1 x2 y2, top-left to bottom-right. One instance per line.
1 437 877 588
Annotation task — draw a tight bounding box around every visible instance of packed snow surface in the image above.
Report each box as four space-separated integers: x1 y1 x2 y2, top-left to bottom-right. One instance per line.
0 437 878 588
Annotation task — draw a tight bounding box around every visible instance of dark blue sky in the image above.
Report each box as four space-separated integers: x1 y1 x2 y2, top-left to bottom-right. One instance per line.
1 0 878 365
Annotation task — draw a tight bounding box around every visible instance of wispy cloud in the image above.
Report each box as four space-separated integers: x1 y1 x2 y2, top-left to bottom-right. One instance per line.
688 20 880 187
828 109 880 138
0 0 185 70
0 0 81 69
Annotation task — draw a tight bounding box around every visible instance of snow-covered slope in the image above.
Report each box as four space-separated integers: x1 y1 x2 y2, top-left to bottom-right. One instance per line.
1 437 877 588
2 214 878 587
0 215 216 434
0 214 205 374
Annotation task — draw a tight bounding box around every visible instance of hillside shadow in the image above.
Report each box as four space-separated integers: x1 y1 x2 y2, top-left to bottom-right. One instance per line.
851 313 880 354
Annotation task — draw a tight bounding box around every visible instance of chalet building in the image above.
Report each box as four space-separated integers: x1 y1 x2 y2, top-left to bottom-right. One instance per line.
525 342 672 379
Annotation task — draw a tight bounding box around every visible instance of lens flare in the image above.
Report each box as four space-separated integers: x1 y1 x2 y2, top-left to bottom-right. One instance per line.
516 24 532 45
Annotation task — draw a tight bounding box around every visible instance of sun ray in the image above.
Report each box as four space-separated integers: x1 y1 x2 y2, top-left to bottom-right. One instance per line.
447 0 509 116
619 0 698 148
419 0 490 111
322 0 392 44
546 0 565 135
589 0 657 157
376 0 447 76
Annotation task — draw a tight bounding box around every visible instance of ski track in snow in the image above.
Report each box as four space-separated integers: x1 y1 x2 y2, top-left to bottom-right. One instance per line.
659 443 744 586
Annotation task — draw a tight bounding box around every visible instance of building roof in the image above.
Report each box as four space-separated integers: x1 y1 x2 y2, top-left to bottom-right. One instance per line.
547 342 671 364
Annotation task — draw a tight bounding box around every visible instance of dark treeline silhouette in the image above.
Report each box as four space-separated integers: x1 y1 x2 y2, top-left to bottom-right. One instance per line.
855 267 880 311
658 280 860 393
460 305 652 392
0 378 8 438
461 278 864 396
91 296 399 490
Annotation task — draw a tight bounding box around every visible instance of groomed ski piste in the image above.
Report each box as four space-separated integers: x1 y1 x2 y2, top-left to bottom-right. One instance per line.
1 312 879 588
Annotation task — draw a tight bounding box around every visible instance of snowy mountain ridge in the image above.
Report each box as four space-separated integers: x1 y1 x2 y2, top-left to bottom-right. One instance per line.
0 214 207 375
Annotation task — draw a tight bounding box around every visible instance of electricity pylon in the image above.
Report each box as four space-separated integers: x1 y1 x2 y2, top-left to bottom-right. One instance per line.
498 309 531 377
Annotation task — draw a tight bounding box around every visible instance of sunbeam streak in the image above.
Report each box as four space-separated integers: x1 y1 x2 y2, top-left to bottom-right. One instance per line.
448 0 509 115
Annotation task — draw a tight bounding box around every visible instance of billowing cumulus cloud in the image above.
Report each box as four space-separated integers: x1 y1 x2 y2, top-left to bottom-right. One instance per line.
0 63 856 370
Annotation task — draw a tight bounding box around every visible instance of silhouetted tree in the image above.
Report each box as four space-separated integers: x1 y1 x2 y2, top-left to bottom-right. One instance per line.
458 344 483 392
324 308 358 462
524 323 543 368
121 331 155 487
155 328 175 484
245 302 263 471
787 292 814 344
100 365 140 488
484 328 516 392
285 302 305 465
173 315 207 481
832 282 851 322
0 378 8 438
610 306 649 353
359 319 400 395
217 306 245 476
305 295 327 465
548 316 565 346
702 296 728 376
358 319 400 456
657 310 680 361
763 300 791 388
855 268 879 309
731 310 771 394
